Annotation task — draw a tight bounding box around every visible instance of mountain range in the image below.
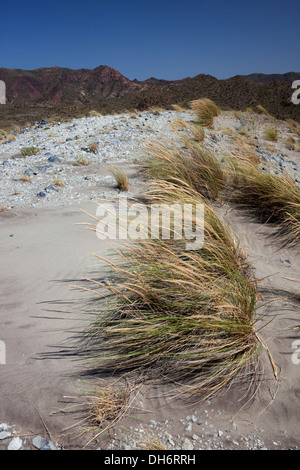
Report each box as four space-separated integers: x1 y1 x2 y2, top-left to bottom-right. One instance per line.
0 65 299 128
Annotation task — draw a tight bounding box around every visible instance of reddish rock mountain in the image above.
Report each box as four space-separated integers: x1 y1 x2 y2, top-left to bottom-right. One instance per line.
0 65 145 105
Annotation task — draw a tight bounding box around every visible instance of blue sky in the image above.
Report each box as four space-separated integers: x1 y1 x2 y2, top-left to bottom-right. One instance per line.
1 0 299 80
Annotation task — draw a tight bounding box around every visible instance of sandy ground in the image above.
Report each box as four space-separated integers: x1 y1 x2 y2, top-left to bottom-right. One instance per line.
0 111 299 450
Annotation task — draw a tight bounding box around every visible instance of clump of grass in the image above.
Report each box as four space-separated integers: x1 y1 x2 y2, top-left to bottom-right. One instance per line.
255 104 271 117
149 106 163 115
108 166 129 191
285 136 296 150
19 175 31 183
142 140 225 201
236 127 250 138
287 119 300 137
78 178 263 399
87 384 130 428
189 98 220 128
20 146 39 157
77 135 280 401
191 124 205 142
87 110 102 117
139 432 167 450
53 177 64 187
228 157 300 247
171 103 185 112
263 127 278 142
0 204 7 212
89 142 98 153
74 155 89 166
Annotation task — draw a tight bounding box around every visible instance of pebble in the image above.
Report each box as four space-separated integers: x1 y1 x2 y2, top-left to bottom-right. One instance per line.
7 437 22 450
182 437 194 450
32 435 58 450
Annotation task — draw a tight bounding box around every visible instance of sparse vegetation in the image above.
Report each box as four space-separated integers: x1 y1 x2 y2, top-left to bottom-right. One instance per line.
142 140 225 201
87 110 102 117
255 104 271 117
53 177 65 187
285 136 296 150
80 181 261 399
78 134 268 401
189 98 220 128
19 175 31 182
87 384 130 428
20 146 40 157
108 166 129 191
74 155 90 166
228 156 300 247
263 127 278 142
89 142 98 153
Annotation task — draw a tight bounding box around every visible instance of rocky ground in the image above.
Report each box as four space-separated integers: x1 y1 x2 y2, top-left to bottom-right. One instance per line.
0 109 299 450
1 109 299 212
0 110 193 211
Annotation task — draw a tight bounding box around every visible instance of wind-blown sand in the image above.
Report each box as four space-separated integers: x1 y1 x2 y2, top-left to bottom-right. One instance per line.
0 110 299 450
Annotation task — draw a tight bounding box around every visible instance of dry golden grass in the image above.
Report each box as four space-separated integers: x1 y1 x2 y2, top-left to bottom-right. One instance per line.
285 136 296 150
149 106 163 115
87 384 130 428
255 104 271 117
109 166 129 191
263 127 278 142
138 432 167 450
89 142 98 153
19 175 31 183
237 128 250 138
228 156 300 247
53 178 65 187
171 103 185 112
76 124 282 402
189 98 220 128
74 155 90 166
87 110 102 117
287 119 300 137
77 173 264 399
142 140 225 201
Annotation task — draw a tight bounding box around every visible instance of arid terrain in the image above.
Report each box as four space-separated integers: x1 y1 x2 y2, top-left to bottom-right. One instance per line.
0 105 299 450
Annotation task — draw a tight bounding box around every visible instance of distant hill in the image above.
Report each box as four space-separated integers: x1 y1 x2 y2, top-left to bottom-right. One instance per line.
0 66 299 128
243 72 300 84
0 65 145 105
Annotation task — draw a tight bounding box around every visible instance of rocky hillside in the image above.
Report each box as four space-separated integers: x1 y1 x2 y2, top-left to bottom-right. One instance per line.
0 66 299 129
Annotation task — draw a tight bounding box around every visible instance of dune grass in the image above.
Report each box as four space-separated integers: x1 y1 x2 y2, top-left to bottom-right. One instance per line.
77 118 286 401
79 176 261 399
142 140 225 201
228 156 300 247
108 165 129 192
189 98 220 128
